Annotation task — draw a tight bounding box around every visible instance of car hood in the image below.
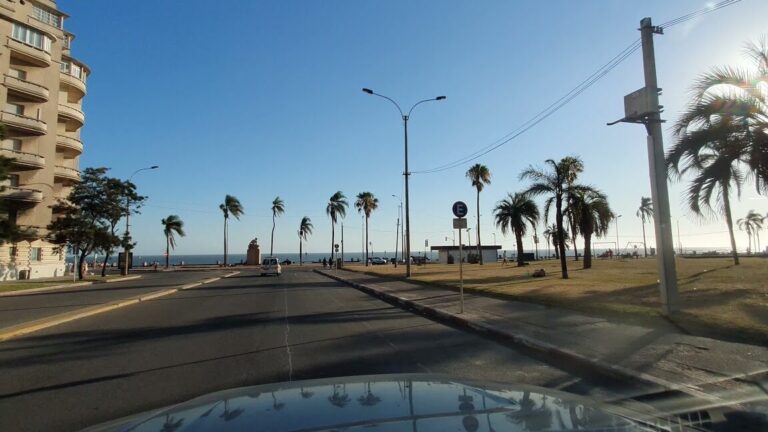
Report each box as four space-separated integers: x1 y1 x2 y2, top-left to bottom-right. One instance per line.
81 374 674 431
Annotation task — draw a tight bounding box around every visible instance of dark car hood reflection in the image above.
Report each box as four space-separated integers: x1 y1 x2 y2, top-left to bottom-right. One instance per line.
82 374 662 431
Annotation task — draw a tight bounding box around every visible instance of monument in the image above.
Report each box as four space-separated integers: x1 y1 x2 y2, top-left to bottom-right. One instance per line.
246 238 261 265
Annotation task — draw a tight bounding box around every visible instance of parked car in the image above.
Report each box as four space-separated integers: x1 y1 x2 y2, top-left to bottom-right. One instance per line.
261 257 281 276
370 257 388 265
281 259 292 265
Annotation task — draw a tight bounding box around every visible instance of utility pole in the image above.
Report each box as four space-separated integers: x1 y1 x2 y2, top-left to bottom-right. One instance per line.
394 215 400 267
677 219 683 255
341 222 344 265
640 17 679 314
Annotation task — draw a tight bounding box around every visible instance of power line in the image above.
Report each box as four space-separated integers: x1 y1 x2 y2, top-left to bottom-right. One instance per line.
412 0 742 175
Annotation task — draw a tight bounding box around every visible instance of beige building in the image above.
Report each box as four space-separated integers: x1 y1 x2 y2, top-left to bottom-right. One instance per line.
0 0 88 280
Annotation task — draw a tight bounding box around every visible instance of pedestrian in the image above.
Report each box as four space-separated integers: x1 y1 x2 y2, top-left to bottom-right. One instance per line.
322 257 327 268
153 262 158 272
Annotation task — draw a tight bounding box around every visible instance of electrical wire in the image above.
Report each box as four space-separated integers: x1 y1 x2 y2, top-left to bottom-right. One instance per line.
411 0 742 175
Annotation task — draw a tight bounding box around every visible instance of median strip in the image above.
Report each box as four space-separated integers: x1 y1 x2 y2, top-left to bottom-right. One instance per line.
0 272 237 342
0 275 143 297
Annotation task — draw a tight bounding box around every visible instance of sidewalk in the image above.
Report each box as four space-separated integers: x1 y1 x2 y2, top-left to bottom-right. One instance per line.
318 269 768 406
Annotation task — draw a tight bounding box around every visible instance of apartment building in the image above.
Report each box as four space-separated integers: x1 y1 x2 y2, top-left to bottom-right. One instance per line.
0 0 88 280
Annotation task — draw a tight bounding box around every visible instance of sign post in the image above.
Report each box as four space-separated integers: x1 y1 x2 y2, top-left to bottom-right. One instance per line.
452 201 468 313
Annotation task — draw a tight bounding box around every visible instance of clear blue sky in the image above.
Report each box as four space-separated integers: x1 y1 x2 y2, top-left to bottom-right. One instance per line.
64 0 768 256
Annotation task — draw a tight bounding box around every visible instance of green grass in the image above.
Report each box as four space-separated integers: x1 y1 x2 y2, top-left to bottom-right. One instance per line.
0 274 126 293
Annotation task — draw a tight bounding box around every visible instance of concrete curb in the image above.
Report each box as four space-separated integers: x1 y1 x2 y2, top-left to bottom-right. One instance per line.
0 275 144 297
0 271 240 342
315 269 717 402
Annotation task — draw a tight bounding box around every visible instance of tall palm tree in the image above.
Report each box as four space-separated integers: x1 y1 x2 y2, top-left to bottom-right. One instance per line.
298 216 313 265
542 225 553 259
493 192 539 267
326 191 348 263
219 195 244 266
521 157 582 279
355 192 379 266
667 106 748 265
466 164 491 264
270 196 285 256
737 210 764 254
684 38 768 193
636 197 653 257
571 187 613 269
161 215 185 269
561 156 584 261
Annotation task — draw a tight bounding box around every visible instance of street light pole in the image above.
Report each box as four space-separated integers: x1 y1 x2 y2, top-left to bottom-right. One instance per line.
364 88 445 278
615 214 622 259
392 194 403 267
122 165 158 275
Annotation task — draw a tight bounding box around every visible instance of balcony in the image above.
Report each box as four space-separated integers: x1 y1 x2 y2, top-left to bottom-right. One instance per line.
57 103 84 128
0 111 47 135
59 71 86 97
56 134 83 156
4 75 49 102
0 148 45 170
0 186 43 203
54 165 80 183
7 38 51 68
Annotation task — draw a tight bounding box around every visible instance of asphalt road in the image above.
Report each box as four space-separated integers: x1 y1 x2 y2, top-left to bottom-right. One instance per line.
0 267 640 432
0 270 227 328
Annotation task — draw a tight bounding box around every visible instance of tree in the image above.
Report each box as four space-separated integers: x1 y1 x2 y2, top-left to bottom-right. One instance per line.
571 187 614 269
521 157 582 279
667 108 748 265
326 191 348 263
636 197 653 258
466 164 491 264
493 192 539 267
298 216 313 265
561 157 584 261
270 196 285 256
683 37 768 193
161 215 185 269
355 192 379 266
47 168 123 280
737 210 764 254
97 177 145 277
219 195 244 265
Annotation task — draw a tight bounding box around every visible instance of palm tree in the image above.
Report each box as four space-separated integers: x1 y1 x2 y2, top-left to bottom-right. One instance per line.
636 197 653 257
219 195 244 266
270 196 285 256
326 191 348 263
561 156 584 261
466 164 491 264
355 192 379 266
737 210 764 254
298 216 313 265
667 107 748 266
521 157 582 279
571 187 613 269
684 38 768 193
161 215 185 269
493 192 539 267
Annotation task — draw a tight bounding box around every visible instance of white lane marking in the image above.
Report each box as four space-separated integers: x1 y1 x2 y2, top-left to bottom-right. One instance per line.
283 286 293 382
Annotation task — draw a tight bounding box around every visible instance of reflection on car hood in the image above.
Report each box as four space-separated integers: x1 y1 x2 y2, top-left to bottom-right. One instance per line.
82 374 670 431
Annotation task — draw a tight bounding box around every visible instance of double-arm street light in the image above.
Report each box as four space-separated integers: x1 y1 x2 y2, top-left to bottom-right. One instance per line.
363 88 445 277
122 165 158 275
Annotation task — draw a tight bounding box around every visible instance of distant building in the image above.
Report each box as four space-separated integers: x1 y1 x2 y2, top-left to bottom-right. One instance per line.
430 245 501 264
0 0 89 279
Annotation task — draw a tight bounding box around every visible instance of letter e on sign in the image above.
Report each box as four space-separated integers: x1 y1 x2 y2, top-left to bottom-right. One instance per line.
452 201 468 218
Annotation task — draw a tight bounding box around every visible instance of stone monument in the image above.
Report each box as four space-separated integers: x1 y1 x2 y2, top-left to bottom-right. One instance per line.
246 238 261 265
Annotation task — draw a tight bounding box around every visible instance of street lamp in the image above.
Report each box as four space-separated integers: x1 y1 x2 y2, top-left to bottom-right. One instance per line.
615 214 623 259
122 165 158 275
363 88 446 277
392 194 403 267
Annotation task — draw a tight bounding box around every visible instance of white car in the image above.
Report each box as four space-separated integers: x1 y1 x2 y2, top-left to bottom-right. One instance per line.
261 257 282 276
370 257 388 265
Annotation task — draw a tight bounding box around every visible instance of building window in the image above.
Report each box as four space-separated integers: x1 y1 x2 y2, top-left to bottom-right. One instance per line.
30 247 42 261
9 174 20 187
4 139 23 151
8 68 27 80
61 62 84 81
32 5 62 29
9 246 17 258
5 103 24 116
11 23 52 52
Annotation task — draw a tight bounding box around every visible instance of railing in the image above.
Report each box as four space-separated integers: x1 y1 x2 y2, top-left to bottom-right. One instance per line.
0 186 43 202
56 134 83 154
3 74 49 100
0 148 45 168
54 165 80 181
0 111 47 134
57 103 84 125
7 37 52 67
